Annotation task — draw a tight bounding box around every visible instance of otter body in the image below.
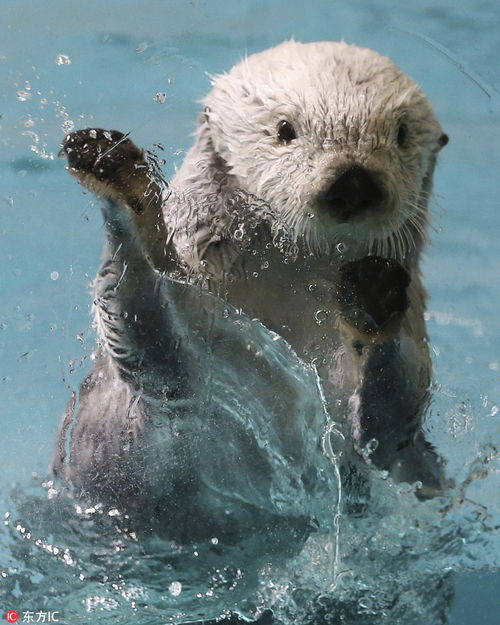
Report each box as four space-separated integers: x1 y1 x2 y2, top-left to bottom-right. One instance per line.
55 41 449 532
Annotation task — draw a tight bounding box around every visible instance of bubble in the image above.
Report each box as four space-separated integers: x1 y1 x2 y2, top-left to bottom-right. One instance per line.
260 261 269 270
233 228 244 241
50 271 59 281
314 309 329 326
335 242 346 254
153 92 167 104
55 54 71 66
168 581 182 596
210 537 219 545
308 283 317 292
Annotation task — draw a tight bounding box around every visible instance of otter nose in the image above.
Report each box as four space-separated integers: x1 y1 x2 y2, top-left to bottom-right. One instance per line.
324 166 385 220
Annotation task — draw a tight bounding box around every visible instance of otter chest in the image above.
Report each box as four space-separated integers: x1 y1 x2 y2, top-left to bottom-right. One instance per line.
221 255 344 363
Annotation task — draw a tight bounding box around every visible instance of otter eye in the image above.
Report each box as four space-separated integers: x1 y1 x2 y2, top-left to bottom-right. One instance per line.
277 120 296 144
397 122 409 148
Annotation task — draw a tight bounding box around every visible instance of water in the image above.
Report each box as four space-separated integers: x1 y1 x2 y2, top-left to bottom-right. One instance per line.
1 0 499 623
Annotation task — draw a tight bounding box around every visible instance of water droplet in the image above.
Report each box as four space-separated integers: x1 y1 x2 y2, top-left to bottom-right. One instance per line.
361 438 379 459
311 356 326 368
55 54 71 66
61 119 74 133
16 90 32 102
50 271 59 281
233 227 244 241
169 581 182 596
314 309 329 326
153 92 166 104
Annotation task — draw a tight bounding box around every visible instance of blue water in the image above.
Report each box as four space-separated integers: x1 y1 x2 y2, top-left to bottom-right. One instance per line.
1 0 499 623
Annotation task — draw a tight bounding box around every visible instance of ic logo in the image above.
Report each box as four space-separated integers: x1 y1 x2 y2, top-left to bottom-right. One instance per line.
4 612 19 623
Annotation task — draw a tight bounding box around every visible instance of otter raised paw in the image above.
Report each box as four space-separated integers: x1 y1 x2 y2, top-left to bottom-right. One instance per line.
62 128 173 269
62 129 148 209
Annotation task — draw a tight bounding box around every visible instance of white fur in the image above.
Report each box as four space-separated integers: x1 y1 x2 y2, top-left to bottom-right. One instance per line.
167 40 443 272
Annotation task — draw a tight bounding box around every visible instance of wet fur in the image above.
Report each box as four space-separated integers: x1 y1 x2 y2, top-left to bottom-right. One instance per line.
55 41 449 521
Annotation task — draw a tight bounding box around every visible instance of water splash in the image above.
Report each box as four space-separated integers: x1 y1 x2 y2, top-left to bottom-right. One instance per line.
1 262 499 624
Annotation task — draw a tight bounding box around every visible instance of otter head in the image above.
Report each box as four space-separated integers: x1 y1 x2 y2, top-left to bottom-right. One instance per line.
202 40 448 260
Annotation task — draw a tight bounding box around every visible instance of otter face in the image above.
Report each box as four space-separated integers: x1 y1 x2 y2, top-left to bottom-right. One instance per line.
204 40 447 259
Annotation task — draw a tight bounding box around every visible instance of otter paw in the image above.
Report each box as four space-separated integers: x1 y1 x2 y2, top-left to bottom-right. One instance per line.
336 256 410 336
61 128 143 182
60 129 163 215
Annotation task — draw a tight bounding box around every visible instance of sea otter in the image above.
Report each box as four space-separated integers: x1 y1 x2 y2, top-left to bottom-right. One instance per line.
55 41 449 534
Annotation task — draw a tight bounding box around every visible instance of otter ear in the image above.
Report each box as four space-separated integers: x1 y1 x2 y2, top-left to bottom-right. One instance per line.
438 133 449 149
